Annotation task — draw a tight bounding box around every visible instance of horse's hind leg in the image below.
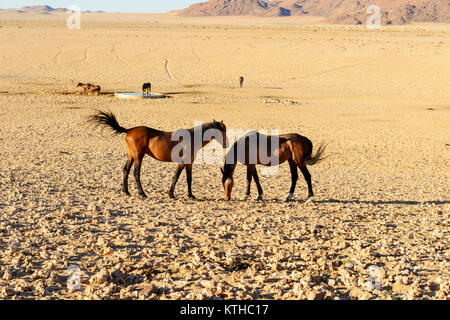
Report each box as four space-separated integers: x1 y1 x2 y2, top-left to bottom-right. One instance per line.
133 155 147 198
286 159 298 202
122 156 134 196
299 163 313 199
186 164 195 199
169 164 184 199
245 165 255 199
252 168 263 200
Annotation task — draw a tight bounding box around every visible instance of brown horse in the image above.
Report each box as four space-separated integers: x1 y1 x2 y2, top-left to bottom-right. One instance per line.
142 83 151 95
77 82 92 93
89 111 227 199
239 77 244 88
221 131 326 201
88 84 101 96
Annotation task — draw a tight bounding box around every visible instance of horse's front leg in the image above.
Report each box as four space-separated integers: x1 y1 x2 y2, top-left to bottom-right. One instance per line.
169 164 184 199
186 164 195 199
252 168 263 201
245 165 255 199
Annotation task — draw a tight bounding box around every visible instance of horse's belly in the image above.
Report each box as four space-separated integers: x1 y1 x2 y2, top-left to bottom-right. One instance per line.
255 146 290 166
147 149 173 162
147 139 174 162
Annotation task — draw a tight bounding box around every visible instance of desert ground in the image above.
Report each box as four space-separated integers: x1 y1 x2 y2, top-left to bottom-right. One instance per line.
0 12 448 300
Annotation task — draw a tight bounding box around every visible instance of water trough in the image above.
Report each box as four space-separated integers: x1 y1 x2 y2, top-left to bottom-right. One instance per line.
114 92 166 100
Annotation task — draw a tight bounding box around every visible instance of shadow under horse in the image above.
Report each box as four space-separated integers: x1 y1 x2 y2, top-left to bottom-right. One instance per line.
221 131 327 201
89 111 227 199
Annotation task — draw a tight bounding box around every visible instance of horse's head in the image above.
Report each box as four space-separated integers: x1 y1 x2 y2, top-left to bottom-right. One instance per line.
77 83 83 87
221 164 234 201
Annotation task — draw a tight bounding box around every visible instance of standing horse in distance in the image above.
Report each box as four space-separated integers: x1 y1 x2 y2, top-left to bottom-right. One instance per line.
77 83 101 95
88 84 101 96
89 111 227 199
77 82 92 93
142 82 151 95
239 77 244 88
221 131 326 201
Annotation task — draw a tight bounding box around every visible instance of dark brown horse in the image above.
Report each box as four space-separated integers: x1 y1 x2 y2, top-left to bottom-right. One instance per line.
239 77 244 88
221 131 326 201
77 82 92 93
142 82 151 95
89 111 227 199
88 84 101 96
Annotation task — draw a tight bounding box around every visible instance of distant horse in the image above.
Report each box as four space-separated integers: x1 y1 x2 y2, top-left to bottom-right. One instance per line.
142 83 151 95
88 84 101 96
89 111 227 199
239 77 244 88
77 83 92 93
221 131 326 201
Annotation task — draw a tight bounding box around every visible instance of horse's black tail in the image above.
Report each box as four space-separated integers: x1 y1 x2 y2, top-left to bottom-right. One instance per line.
305 142 327 166
89 110 128 135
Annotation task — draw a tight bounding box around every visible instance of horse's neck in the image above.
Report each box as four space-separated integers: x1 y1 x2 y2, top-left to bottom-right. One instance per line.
193 124 218 147
189 124 221 159
190 136 214 159
224 163 237 176
198 139 212 151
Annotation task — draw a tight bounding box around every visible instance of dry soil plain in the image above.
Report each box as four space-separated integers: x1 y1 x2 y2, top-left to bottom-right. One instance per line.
0 12 449 300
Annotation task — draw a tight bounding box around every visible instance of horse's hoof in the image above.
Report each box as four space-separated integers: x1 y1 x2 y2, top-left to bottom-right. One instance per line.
256 196 263 202
285 193 294 202
188 194 196 200
139 193 147 199
122 190 131 196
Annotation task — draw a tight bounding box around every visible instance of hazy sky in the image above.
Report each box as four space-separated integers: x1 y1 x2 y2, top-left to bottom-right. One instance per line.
0 1 206 13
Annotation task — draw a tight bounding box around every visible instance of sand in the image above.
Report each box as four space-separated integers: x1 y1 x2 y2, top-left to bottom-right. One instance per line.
0 12 448 300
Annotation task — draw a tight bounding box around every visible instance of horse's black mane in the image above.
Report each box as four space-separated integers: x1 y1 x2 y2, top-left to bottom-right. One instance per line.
188 121 225 133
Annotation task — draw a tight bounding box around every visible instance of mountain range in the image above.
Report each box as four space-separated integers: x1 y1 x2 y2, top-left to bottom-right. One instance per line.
3 2 449 24
3 5 104 14
171 0 450 24
14 5 68 13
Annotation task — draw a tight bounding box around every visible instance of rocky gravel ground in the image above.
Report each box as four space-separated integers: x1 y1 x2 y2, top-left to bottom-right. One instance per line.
0 92 448 300
0 16 448 300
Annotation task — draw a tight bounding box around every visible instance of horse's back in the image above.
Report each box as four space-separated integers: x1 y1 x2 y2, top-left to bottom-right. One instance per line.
280 133 313 162
127 126 164 138
226 131 289 166
125 126 164 145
